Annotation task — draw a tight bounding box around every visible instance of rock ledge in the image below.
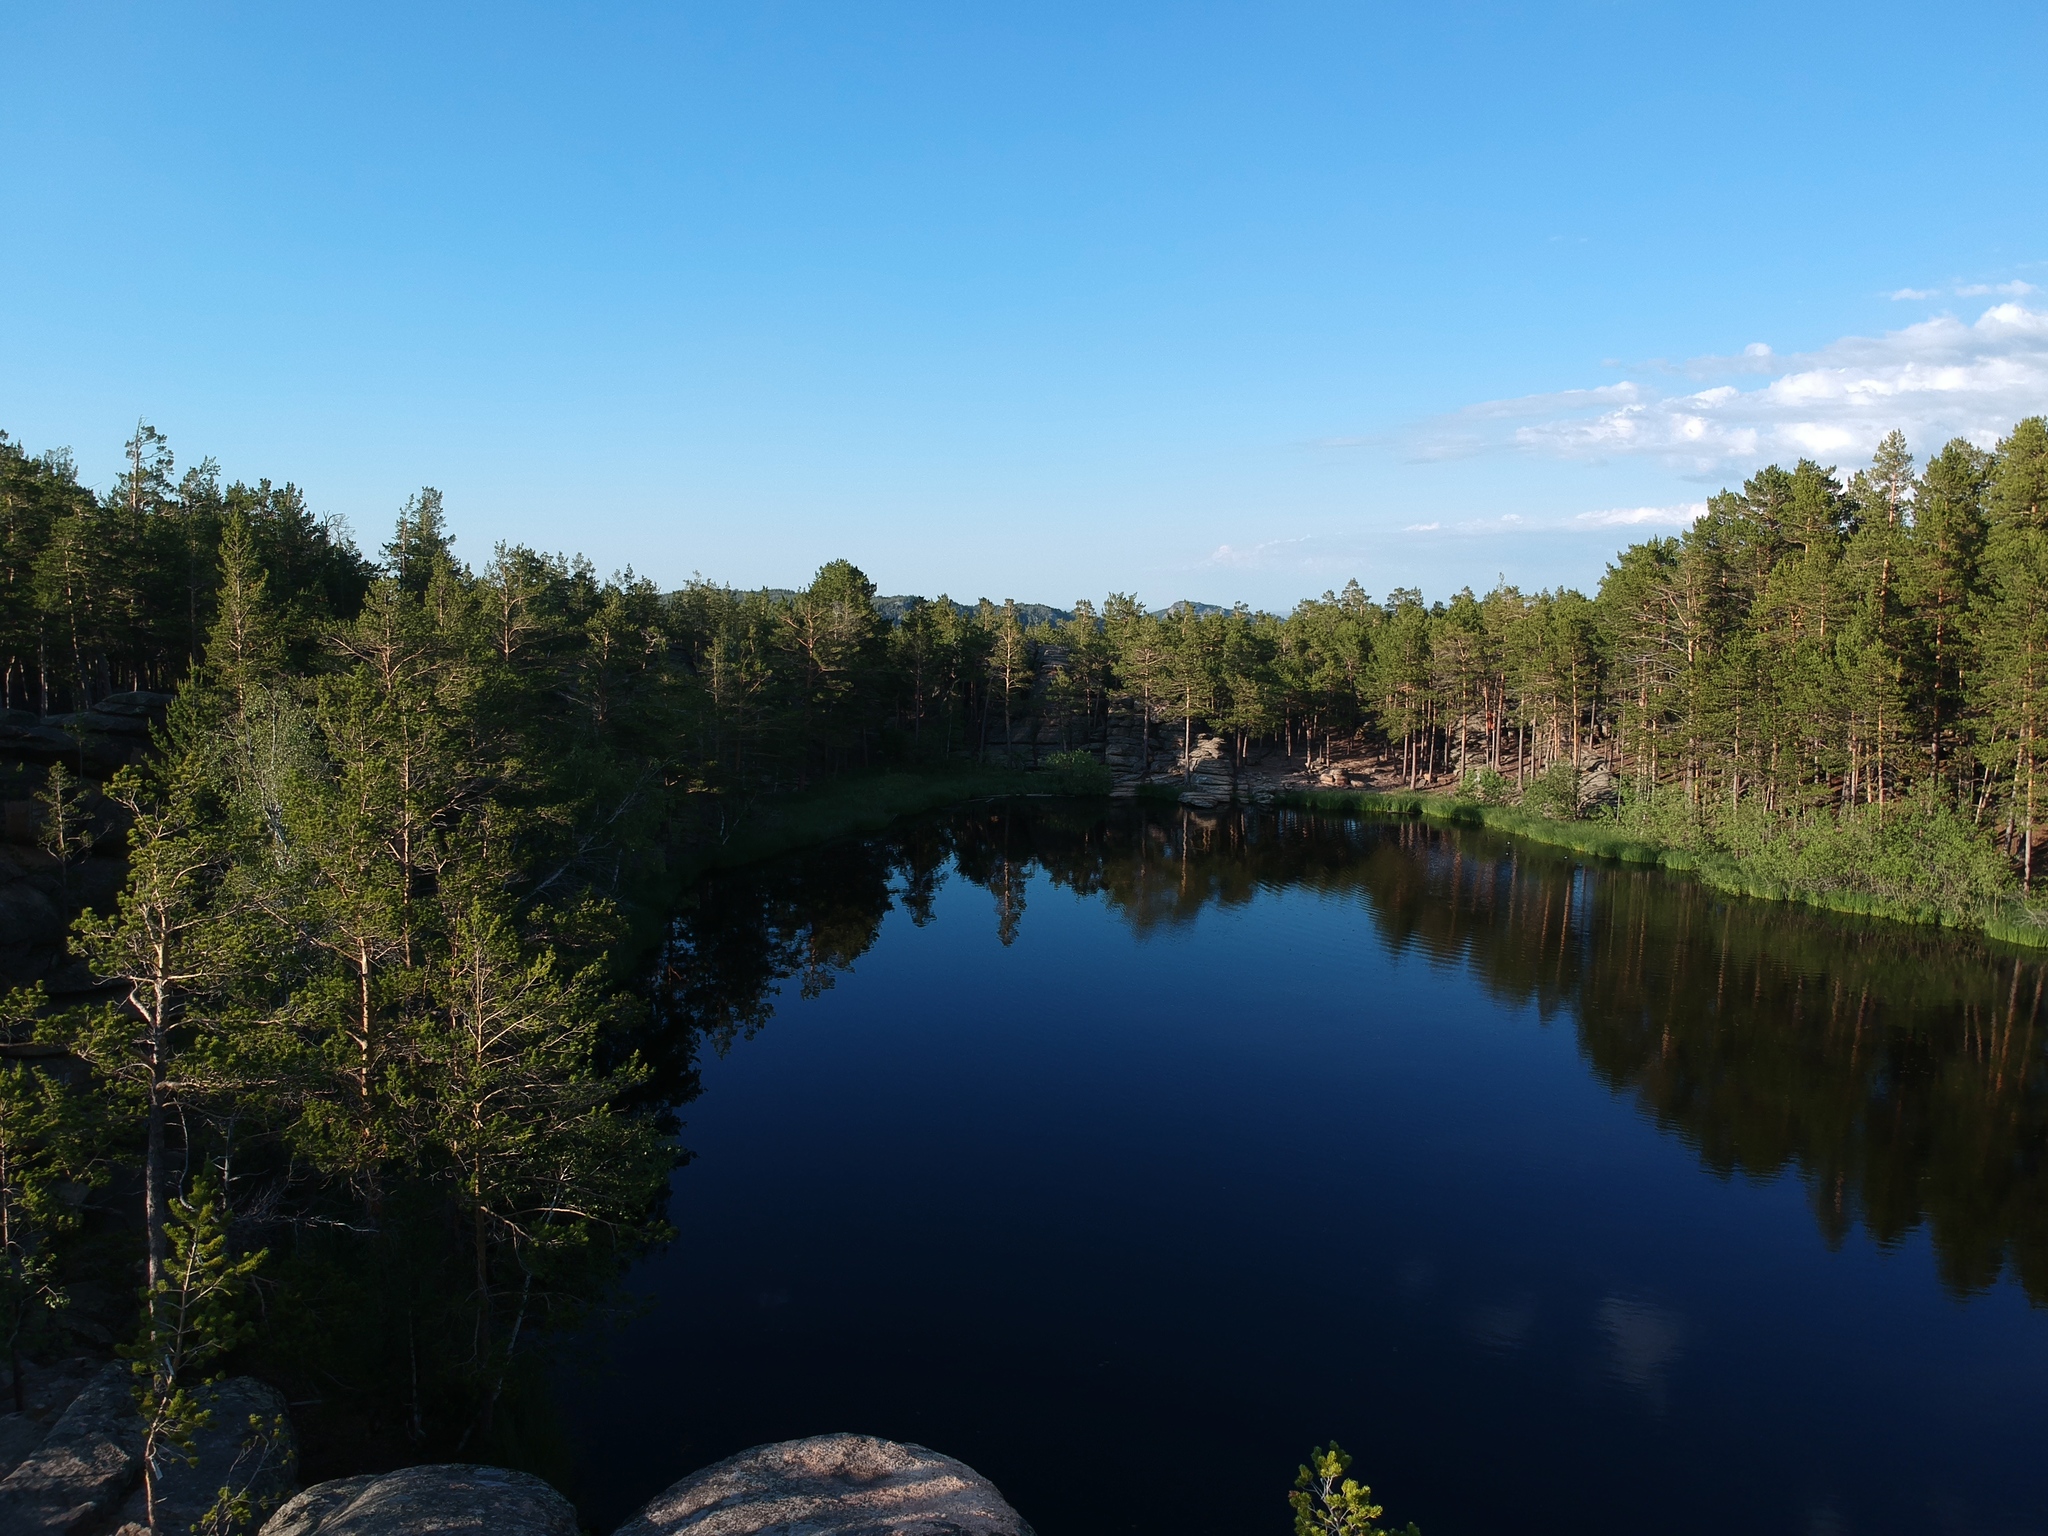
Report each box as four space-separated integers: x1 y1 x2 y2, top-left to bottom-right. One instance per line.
260 1463 578 1536
615 1433 1034 1536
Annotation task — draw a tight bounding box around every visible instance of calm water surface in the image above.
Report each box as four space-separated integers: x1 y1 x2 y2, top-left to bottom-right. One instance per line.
561 801 2048 1536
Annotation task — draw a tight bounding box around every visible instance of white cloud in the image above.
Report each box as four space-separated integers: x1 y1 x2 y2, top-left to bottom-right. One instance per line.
1573 502 1706 528
1889 287 1937 301
1957 280 2037 297
1203 535 1312 568
1402 510 1630 538
1423 300 2048 472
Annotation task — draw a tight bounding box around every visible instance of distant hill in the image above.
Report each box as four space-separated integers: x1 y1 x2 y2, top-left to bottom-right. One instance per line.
735 590 1231 626
873 597 1237 626
872 596 1072 627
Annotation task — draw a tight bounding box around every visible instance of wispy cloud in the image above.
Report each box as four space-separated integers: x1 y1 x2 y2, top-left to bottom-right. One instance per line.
1204 535 1310 568
1397 505 1701 537
1891 281 2033 300
1413 300 2048 472
1572 502 1706 528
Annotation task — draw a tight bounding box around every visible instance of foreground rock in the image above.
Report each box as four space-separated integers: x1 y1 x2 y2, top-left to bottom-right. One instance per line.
259 1464 578 1536
112 1377 296 1534
0 1366 296 1536
0 1363 142 1533
615 1433 1034 1536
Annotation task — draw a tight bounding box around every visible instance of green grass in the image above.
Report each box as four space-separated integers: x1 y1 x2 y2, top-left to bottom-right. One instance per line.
1275 787 2048 949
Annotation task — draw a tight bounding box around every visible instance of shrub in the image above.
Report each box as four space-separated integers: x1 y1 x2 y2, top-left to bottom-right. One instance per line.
1522 763 1581 821
1458 765 1523 806
1041 749 1111 796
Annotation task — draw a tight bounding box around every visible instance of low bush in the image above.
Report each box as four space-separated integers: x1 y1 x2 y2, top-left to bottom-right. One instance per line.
1041 749 1112 795
1522 763 1581 820
1454 767 1513 805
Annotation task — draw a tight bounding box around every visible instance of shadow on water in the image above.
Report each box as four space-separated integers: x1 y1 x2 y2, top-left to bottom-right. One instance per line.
562 797 2048 1536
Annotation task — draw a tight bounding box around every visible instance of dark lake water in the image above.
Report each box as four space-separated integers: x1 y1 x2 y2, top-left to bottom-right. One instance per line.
559 800 2048 1536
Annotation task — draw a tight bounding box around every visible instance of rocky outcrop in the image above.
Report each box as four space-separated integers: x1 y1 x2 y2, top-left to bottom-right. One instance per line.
0 692 171 776
1097 704 1237 804
0 875 66 970
0 1359 1025 1536
237 1433 1037 1536
615 1433 1033 1536
0 1363 143 1534
0 1366 296 1536
259 1465 579 1536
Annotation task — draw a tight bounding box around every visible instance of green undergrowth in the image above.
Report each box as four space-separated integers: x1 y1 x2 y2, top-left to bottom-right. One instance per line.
1277 786 2048 949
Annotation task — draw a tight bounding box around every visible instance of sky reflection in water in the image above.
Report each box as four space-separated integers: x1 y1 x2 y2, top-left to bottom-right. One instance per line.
562 802 2048 1536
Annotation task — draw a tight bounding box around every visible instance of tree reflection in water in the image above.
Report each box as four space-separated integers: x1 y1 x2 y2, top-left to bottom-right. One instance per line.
644 798 2048 1306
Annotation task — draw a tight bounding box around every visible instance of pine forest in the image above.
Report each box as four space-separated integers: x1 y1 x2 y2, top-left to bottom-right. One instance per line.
2 412 2047 1484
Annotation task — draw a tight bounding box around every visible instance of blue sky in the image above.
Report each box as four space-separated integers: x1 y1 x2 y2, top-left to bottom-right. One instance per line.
4 2 2045 611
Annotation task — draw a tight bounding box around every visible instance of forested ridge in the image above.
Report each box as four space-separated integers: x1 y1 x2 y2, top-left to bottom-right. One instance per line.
11 419 2048 848
2 412 2048 1518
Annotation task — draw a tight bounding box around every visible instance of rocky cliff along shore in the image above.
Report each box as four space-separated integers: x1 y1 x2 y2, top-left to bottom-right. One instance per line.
0 1365 1031 1536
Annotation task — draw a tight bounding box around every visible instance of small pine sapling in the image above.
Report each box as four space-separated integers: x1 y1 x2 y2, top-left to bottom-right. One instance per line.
34 762 95 901
126 1182 266 1535
1289 1443 1420 1536
194 1411 296 1536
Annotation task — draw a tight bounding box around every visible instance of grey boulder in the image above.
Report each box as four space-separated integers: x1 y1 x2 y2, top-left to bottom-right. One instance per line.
258 1464 579 1536
0 1363 143 1534
615 1433 1034 1536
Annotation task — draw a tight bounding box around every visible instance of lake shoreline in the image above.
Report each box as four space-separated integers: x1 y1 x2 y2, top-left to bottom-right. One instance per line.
1275 786 2048 951
657 769 2048 951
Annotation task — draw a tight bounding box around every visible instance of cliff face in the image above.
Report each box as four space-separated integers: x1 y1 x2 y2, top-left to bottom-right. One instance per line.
985 691 1372 809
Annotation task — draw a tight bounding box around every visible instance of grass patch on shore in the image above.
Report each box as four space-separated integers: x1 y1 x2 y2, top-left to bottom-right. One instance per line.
1277 786 2048 949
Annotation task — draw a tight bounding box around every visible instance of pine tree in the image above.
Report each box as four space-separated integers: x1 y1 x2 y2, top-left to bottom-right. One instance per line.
0 1049 97 1412
1970 516 2048 887
417 894 670 1441
1289 1444 1420 1536
126 1181 264 1535
68 748 239 1292
34 761 95 903
983 600 1033 765
1989 417 2048 531
205 511 284 718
